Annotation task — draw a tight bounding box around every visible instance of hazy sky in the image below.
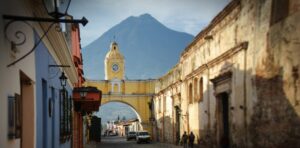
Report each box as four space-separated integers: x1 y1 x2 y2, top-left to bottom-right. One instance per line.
69 0 230 47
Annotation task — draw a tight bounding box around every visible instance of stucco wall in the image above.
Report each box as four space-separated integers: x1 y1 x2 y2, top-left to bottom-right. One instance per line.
153 0 300 147
0 0 36 147
35 34 72 148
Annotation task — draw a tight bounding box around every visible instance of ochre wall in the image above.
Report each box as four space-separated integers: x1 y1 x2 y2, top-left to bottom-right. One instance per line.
84 79 156 135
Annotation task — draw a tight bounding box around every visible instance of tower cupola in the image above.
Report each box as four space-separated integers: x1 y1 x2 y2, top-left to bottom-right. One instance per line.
104 41 125 80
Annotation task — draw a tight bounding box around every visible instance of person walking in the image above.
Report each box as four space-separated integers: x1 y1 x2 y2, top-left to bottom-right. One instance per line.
189 132 195 148
182 131 188 148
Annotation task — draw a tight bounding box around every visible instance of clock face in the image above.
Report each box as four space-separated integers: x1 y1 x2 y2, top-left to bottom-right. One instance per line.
112 64 119 72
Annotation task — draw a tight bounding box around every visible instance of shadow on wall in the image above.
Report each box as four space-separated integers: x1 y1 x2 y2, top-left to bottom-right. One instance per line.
156 116 173 143
250 68 300 147
155 60 300 148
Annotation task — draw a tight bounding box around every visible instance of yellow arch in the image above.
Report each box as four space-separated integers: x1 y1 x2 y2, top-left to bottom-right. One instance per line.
85 79 156 134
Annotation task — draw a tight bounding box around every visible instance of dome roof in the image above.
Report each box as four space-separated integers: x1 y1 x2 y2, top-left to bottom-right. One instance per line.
105 42 124 59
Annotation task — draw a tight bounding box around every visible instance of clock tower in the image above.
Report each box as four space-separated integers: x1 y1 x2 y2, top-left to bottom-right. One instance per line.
104 41 125 80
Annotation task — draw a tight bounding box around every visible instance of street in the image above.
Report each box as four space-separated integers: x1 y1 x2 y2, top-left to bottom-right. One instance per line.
86 136 182 148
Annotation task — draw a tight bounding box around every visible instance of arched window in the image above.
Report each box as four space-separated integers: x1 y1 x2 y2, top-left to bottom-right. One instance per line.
199 77 203 101
163 95 166 112
159 97 162 113
194 78 198 101
189 83 193 104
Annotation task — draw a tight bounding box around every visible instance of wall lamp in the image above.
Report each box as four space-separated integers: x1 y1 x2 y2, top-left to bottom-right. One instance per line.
3 0 88 67
59 72 68 89
80 91 87 99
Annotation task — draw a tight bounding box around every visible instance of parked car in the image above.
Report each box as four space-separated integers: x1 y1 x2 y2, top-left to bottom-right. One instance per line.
136 131 151 143
126 131 136 141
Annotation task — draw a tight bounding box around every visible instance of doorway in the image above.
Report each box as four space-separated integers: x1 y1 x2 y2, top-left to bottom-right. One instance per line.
20 72 34 148
42 79 48 148
217 92 229 148
175 106 181 145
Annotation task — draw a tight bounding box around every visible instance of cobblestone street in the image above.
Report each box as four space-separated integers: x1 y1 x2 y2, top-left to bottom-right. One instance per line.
86 136 182 148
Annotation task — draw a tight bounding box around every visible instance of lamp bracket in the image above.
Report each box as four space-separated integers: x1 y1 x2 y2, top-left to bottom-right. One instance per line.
3 15 88 26
2 14 88 67
4 19 56 67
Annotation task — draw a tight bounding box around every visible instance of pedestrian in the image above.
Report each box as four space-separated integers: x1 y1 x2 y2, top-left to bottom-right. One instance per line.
189 132 195 148
182 131 188 148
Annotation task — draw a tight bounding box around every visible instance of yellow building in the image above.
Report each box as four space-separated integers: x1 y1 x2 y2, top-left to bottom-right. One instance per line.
84 42 156 135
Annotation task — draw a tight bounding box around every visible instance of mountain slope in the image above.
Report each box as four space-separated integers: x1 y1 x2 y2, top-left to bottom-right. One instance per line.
83 13 194 79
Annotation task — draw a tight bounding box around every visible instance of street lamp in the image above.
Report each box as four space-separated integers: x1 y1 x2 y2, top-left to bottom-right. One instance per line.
59 72 68 89
80 91 87 99
43 0 71 19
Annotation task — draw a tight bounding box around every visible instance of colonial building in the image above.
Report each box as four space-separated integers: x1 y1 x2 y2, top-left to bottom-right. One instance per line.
84 42 156 135
70 23 86 148
0 0 86 148
115 118 140 137
153 0 300 147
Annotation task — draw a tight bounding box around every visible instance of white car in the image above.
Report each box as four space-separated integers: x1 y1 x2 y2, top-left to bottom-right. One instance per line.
126 131 136 141
136 131 151 143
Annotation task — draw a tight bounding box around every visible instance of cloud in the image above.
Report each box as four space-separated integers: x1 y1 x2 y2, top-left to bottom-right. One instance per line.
69 0 230 46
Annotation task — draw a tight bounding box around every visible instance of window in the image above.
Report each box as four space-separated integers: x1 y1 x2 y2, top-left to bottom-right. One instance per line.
270 0 289 25
163 96 166 112
60 89 72 142
189 83 193 104
194 78 198 101
8 93 21 139
66 96 72 136
158 97 162 113
49 87 55 117
60 90 66 141
199 78 204 101
42 79 48 148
